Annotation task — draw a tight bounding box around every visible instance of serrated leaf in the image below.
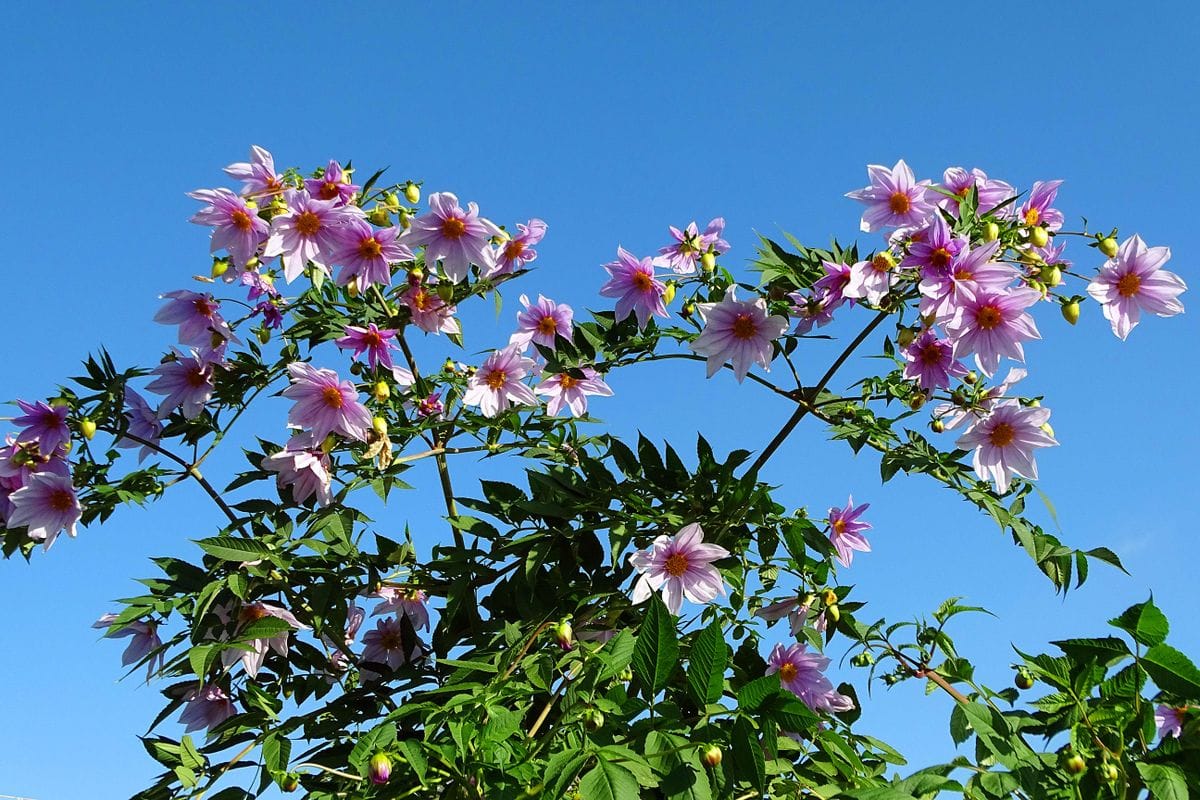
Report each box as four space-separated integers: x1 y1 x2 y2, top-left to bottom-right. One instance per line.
396 739 427 785
1109 596 1168 647
578 759 640 800
1136 763 1188 800
730 717 765 793
195 536 273 563
687 619 728 706
1141 644 1200 698
631 595 679 694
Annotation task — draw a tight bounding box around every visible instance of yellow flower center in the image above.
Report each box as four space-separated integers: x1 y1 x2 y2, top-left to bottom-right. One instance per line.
664 552 689 577
322 386 344 409
779 663 798 682
975 305 1003 330
1117 273 1141 297
485 370 508 390
631 271 653 292
731 314 758 340
504 240 526 260
989 422 1015 448
558 374 578 390
871 253 894 273
1024 208 1041 226
537 316 559 336
441 217 467 239
920 344 943 365
239 604 270 624
888 192 911 214
930 247 953 269
411 289 430 311
230 209 254 231
48 488 74 513
832 518 847 536
295 211 322 237
318 181 340 200
358 237 383 259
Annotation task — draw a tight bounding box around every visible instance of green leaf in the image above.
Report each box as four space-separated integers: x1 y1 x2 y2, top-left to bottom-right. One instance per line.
195 536 273 563
631 595 679 694
544 750 589 798
1141 644 1200 698
1136 763 1188 800
730 717 765 793
578 759 640 800
262 732 291 776
595 629 635 682
237 616 294 642
687 619 728 706
396 739 428 785
1109 596 1169 647
188 643 219 678
348 722 396 772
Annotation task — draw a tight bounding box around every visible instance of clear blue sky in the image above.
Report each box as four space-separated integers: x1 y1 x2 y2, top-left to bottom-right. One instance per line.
2 2 1198 796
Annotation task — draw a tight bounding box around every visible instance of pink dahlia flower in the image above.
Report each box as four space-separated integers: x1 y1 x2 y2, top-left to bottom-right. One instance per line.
846 159 935 233
13 400 70 456
629 523 729 615
956 402 1057 494
335 324 400 372
536 367 613 417
116 388 163 462
690 286 788 382
146 350 215 420
188 187 269 269
902 329 969 392
755 595 826 636
361 616 424 677
264 190 357 283
304 159 359 206
93 613 163 679
945 286 1042 377
1018 180 1065 231
220 601 309 679
510 294 574 351
1155 704 1187 739
7 471 81 551
224 145 283 198
403 191 502 283
462 346 538 418
179 684 237 733
489 218 547 276
1086 234 1186 340
262 431 333 507
766 643 854 713
599 247 668 330
938 167 1015 219
653 217 729 275
369 586 430 631
282 363 372 442
827 496 872 568
329 218 412 290
400 282 461 336
845 252 898 305
154 290 234 348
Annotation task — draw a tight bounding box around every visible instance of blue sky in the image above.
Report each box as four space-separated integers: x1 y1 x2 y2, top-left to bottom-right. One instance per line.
2 2 1199 796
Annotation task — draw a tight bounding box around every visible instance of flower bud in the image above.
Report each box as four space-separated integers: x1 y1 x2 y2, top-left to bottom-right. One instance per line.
367 206 392 226
701 251 717 273
826 603 841 624
321 435 337 455
1063 753 1086 775
1029 225 1049 248
280 774 300 792
930 418 945 434
701 745 722 768
1098 236 1119 259
79 419 97 440
619 667 634 682
663 281 677 305
552 619 574 650
398 209 411 229
850 652 875 667
404 182 421 205
821 589 838 606
384 192 402 210
1061 300 1081 325
963 371 978 385
982 221 1000 242
211 258 230 278
908 393 926 411
681 301 696 320
437 284 454 303
1042 265 1062 287
1099 762 1119 782
583 709 605 731
443 358 457 373
1014 670 1034 690
256 327 271 344
372 416 388 437
372 381 390 402
896 327 916 348
408 266 424 283
369 752 392 784
523 783 544 797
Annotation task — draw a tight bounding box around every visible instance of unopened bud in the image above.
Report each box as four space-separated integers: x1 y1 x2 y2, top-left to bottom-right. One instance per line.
1098 236 1119 259
1029 225 1049 248
443 358 456 373
982 221 1000 242
1061 300 1081 325
663 281 677 305
372 381 390 402
821 589 838 606
896 327 916 348
408 266 424 282
826 603 841 624
681 301 696 319
211 258 230 278
404 182 421 205
436 284 454 303
963 371 978 385
321 435 337 455
1015 670 1034 690
367 206 391 226
850 652 875 667
281 774 300 792
619 667 634 682
552 619 574 650
398 209 411 229
1042 265 1062 287
79 419 97 440
369 752 392 785
701 251 717 272
372 416 388 437
701 745 722 768
346 282 360 299
930 418 945 433
50 397 71 409
256 327 271 344
583 709 605 731
908 393 926 411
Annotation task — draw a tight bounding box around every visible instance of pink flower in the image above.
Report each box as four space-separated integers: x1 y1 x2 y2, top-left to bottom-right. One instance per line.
845 252 898 305
304 159 359 206
281 362 373 442
599 247 668 330
787 291 836 334
179 684 237 733
827 496 871 568
154 290 235 348
510 294 574 351
1018 180 1065 231
944 286 1042 377
536 367 613 417
932 367 1027 431
766 643 854 713
335 324 400 372
323 604 364 673
262 431 333 506
755 595 826 636
691 286 788 383
400 282 461 335
93 613 163 679
188 188 269 268
918 240 1014 322
629 523 729 615
369 587 430 631
1155 704 1188 739
813 261 855 309
329 218 412 290
13 400 70 456
938 167 1015 219
7 471 81 551
116 389 163 462
955 402 1057 494
224 145 283 198
1086 234 1186 340
653 217 729 275
146 350 215 420
489 218 547 276
846 159 935 233
463 346 538 418
403 191 502 283
902 330 968 392
361 616 424 677
220 601 309 679
264 190 357 283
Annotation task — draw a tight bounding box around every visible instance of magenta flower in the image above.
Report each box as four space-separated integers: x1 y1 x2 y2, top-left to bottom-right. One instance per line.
629 523 729 615
653 217 730 275
827 496 871 568
262 431 333 507
510 294 574 351
361 616 424 677
918 240 1014 321
938 167 1015 219
329 218 412 290
282 362 372 442
255 300 284 329
788 291 837 335
224 145 283 198
463 346 538 418
264 190 356 283
956 402 1057 494
845 252 897 305
400 283 461 336
116 389 162 463
408 391 444 419
599 247 668 330
335 324 400 372
188 188 269 269
7 471 81 551
489 218 547 276
13 400 70 456
535 367 613 417
179 684 237 733
93 613 163 679
813 260 856 309
241 269 279 301
846 159 935 233
901 214 968 278
903 329 969 391
304 159 359 206
1086 234 1186 340
154 290 234 348
766 643 854 713
369 587 430 631
220 601 309 679
325 604 365 672
944 286 1042 377
146 350 215 420
403 191 502 283
691 286 788 382
1155 705 1187 739
1018 180 1065 231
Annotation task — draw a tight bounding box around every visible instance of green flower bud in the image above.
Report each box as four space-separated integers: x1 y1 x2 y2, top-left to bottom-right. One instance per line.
619 667 634 682
523 783 544 797
211 258 230 278
1099 762 1119 782
982 221 1000 242
437 284 454 303
583 709 605 731
1062 300 1081 325
79 419 97 440
821 589 838 606
908 392 926 411
1029 225 1050 248
963 371 978 385
367 206 392 226
552 619 574 650
681 301 696 319
372 381 390 402
826 604 841 624
280 774 300 792
663 281 677 305
1015 670 1034 690
1043 265 1062 287
1063 753 1086 775
701 252 717 272
404 182 421 205
255 326 270 344
1098 236 1119 259
701 744 722 768
896 327 916 348
930 418 945 434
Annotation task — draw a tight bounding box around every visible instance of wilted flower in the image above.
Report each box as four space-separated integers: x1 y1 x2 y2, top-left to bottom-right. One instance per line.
93 613 163 679
629 523 729 615
179 684 237 733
